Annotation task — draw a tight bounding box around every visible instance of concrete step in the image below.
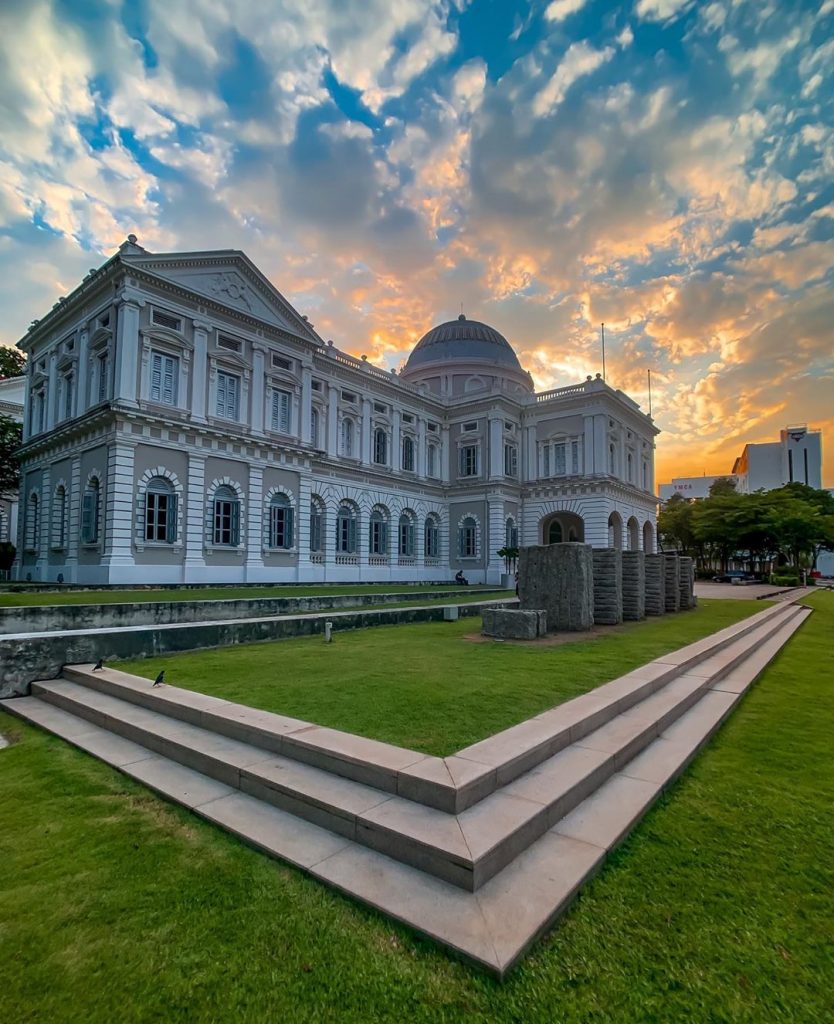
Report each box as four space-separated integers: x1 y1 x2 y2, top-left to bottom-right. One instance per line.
57 600 803 815
26 603 803 892
0 605 811 978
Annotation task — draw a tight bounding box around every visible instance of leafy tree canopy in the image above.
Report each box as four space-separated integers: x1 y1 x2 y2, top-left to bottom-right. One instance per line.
0 347 25 379
0 414 22 494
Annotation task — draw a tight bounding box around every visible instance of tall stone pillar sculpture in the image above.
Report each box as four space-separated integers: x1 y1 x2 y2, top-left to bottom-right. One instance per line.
519 544 594 632
592 548 623 625
678 556 695 610
644 553 665 616
664 553 681 612
622 551 646 621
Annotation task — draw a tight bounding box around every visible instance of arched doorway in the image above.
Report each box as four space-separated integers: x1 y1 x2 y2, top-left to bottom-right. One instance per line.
608 511 624 550
627 516 640 551
542 512 584 544
643 520 655 554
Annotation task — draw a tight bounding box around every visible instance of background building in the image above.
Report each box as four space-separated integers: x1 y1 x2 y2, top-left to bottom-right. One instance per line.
13 238 658 585
659 425 823 501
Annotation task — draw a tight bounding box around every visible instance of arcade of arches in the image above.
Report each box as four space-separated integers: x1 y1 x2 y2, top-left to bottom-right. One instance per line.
540 512 655 552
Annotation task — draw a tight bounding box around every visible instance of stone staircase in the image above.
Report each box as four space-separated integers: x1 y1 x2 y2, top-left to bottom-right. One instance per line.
0 598 810 977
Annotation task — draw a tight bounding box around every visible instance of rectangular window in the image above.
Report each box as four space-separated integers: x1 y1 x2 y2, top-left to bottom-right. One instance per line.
152 310 182 332
150 351 179 405
217 334 242 352
271 353 292 370
271 388 291 433
459 523 477 558
309 509 322 552
504 444 518 476
145 491 178 543
425 522 439 558
269 505 294 549
571 440 579 474
462 421 478 432
63 374 74 419
216 371 240 420
80 487 100 544
459 444 479 477
427 422 438 433
426 445 437 478
542 444 550 477
213 499 240 546
342 390 357 404
374 402 387 414
553 442 566 475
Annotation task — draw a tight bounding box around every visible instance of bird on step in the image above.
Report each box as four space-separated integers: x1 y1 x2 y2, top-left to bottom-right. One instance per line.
153 670 165 687
93 659 104 672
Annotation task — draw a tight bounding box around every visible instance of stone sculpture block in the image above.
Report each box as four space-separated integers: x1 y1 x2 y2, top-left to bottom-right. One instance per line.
518 544 594 632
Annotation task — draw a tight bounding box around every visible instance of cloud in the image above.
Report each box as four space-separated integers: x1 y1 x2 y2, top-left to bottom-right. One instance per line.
532 41 615 117
634 0 693 23
544 0 589 23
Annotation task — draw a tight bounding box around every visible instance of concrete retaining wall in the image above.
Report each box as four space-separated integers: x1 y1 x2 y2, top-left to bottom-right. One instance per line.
621 552 646 621
0 589 485 636
0 599 512 699
592 549 623 625
644 554 666 616
519 544 594 632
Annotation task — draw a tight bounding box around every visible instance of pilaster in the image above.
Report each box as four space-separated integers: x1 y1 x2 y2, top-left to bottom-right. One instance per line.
101 441 136 569
300 364 312 444
361 398 372 466
327 384 339 457
191 321 209 423
114 299 141 407
251 345 266 438
245 463 264 579
184 452 207 576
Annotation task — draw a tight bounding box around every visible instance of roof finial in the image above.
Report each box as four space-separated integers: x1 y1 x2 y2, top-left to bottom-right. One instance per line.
458 302 465 322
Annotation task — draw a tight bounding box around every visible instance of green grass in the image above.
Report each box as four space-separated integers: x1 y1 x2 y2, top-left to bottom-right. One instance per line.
0 583 500 607
1 592 830 1023
119 598 766 756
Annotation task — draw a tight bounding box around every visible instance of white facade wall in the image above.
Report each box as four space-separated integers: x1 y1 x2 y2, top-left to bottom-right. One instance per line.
13 243 659 585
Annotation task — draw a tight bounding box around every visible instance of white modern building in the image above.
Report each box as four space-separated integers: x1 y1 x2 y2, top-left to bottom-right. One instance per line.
0 374 26 546
13 237 658 585
659 425 823 501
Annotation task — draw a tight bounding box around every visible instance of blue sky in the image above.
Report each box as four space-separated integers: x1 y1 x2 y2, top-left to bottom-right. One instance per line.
0 0 832 482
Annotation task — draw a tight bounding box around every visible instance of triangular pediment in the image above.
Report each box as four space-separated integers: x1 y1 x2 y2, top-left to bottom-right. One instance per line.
121 250 320 343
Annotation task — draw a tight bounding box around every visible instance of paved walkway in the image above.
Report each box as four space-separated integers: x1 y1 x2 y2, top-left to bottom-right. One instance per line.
695 582 798 601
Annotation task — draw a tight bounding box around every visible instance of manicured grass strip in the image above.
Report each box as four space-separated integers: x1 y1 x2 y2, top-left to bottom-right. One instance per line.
1 592 830 1023
120 598 766 756
0 583 500 607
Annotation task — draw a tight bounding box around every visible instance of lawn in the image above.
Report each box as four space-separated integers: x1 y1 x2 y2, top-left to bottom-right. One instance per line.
0 583 499 607
0 591 830 1023
119 598 766 756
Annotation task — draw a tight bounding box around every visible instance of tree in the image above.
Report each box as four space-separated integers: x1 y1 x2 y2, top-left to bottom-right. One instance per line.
0 346 25 379
658 494 698 558
708 476 737 497
0 414 22 494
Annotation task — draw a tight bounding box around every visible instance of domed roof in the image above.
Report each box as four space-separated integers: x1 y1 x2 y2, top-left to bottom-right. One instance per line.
405 314 522 369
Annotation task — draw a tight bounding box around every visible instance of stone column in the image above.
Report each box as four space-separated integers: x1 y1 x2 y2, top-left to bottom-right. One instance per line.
46 351 58 431
300 364 312 444
417 417 427 478
327 384 339 457
489 415 503 480
184 451 207 578
101 441 135 574
191 321 209 423
361 398 372 466
593 547 623 625
114 299 140 407
678 556 695 609
76 328 89 414
622 550 646 621
391 408 401 473
36 464 51 580
664 553 681 612
590 552 622 622
644 553 665 616
519 543 594 632
251 345 266 438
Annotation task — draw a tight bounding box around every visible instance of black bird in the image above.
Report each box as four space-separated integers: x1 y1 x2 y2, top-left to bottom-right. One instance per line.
92 659 104 672
152 670 165 687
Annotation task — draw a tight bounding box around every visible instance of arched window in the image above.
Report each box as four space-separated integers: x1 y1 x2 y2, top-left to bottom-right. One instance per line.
309 497 324 553
268 493 294 549
373 427 388 465
399 512 415 557
505 517 518 549
459 516 477 558
52 485 67 549
81 478 101 544
336 503 357 553
424 515 439 558
369 507 388 555
25 492 39 551
341 418 354 457
213 485 240 546
548 520 563 544
402 435 415 472
145 477 177 543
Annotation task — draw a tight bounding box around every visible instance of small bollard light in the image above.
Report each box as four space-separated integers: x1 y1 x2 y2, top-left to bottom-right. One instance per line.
324 620 333 643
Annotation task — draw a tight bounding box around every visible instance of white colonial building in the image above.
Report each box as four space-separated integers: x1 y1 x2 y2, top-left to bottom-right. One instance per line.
13 237 658 585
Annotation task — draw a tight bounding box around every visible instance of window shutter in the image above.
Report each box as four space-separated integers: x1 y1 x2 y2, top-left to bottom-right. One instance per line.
230 501 240 546
151 353 162 400
216 373 226 416
163 356 176 404
166 494 178 543
348 516 356 553
286 508 294 548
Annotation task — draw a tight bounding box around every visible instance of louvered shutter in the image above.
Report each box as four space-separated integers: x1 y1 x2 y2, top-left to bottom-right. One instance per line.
162 356 176 404
166 494 178 543
230 501 240 546
81 491 94 542
151 353 162 401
